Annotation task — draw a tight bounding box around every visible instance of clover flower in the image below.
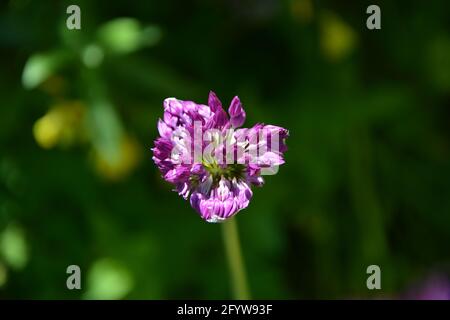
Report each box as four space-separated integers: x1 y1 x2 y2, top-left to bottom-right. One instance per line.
152 91 288 222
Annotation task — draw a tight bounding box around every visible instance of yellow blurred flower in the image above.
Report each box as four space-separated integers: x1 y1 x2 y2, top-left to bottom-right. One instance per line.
320 11 357 61
33 101 86 149
93 135 141 181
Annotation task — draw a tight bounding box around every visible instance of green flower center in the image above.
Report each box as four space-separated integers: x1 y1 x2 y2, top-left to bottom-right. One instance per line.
203 160 246 184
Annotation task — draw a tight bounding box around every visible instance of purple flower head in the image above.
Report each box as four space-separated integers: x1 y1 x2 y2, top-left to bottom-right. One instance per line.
228 96 246 128
152 91 289 222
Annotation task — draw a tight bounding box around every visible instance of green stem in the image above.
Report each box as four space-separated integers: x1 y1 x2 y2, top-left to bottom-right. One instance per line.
222 218 250 299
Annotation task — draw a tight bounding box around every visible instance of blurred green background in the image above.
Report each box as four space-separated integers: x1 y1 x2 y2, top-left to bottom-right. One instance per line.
1 0 449 299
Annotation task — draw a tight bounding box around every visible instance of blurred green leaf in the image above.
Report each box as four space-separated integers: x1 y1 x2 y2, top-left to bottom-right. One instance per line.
84 258 133 300
22 50 72 89
82 44 105 68
88 99 124 164
83 70 124 166
97 18 161 55
0 224 28 270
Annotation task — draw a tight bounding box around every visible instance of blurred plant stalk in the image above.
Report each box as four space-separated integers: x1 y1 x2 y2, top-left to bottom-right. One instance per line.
222 218 250 300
